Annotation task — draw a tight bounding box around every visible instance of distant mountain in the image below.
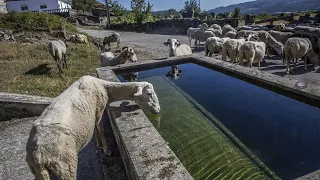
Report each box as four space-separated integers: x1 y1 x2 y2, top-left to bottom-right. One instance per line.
208 0 320 14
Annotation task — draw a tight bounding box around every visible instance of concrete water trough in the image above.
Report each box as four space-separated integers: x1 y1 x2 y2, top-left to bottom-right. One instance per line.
97 54 320 180
1 54 320 180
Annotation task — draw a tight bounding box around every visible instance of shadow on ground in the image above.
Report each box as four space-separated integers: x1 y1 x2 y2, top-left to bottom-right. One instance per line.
24 63 52 76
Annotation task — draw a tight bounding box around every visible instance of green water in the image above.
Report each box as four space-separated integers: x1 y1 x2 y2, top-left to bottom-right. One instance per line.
144 76 277 180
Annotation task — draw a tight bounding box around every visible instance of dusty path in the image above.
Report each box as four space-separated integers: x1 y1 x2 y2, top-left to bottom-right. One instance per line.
81 29 320 86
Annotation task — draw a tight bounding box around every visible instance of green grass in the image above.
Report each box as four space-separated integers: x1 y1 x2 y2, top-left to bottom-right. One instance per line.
144 76 279 180
0 42 100 97
0 12 78 33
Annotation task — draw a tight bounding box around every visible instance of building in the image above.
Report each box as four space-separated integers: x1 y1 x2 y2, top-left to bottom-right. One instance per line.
0 0 7 13
5 0 72 13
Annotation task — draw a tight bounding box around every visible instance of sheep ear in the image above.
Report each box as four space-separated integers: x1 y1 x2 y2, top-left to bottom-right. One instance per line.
163 42 168 46
134 86 143 96
122 46 129 51
176 40 181 45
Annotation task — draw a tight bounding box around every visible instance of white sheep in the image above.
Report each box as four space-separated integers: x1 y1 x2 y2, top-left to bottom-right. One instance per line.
26 75 160 180
163 38 192 57
206 28 223 38
222 38 246 63
236 30 284 58
205 37 230 57
268 30 293 45
103 32 121 50
222 24 237 35
284 37 320 74
239 41 266 70
100 46 138 67
187 25 202 46
293 26 320 37
69 34 88 44
48 40 67 78
193 29 215 49
210 24 222 32
224 31 237 39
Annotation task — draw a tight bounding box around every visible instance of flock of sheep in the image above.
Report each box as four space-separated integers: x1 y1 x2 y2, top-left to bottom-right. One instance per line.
26 23 320 180
184 23 320 74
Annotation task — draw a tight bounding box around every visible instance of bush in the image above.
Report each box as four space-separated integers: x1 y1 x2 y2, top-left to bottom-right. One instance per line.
0 11 78 33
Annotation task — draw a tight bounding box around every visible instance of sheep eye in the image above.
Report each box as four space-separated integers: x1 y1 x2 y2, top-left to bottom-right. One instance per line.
147 92 152 96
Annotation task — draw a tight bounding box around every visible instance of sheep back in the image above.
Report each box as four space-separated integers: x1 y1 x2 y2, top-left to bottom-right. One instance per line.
100 52 115 67
175 44 192 56
26 75 109 171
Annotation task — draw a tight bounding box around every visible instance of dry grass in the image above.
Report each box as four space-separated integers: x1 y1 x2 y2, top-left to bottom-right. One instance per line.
0 42 100 97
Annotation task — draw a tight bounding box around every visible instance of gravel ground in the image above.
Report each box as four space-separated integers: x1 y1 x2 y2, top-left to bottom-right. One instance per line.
81 28 320 86
0 116 127 180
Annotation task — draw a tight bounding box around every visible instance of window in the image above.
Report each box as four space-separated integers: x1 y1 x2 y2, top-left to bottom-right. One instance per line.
40 3 47 9
20 4 28 11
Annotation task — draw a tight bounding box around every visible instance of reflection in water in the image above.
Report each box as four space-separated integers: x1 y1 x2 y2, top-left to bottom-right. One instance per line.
121 72 138 81
166 65 182 80
148 113 161 130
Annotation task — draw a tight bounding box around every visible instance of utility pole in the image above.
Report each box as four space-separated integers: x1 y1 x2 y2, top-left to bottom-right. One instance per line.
105 0 111 28
199 0 200 9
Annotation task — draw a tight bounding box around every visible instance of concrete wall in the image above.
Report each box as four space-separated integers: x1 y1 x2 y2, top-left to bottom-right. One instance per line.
6 0 70 12
96 67 194 180
0 92 52 121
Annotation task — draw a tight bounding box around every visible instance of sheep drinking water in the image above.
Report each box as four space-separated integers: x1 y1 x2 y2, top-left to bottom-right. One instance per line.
26 75 160 180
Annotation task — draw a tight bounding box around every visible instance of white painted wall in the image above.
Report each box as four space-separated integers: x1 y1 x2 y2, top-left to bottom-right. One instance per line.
6 0 71 12
58 0 71 9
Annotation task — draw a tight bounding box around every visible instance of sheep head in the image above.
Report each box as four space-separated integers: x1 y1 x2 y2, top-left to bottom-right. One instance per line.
133 82 160 114
273 42 284 57
163 38 180 57
246 33 259 41
306 50 320 67
122 47 137 62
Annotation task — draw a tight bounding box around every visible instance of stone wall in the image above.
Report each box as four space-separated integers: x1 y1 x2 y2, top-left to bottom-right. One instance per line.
108 19 240 35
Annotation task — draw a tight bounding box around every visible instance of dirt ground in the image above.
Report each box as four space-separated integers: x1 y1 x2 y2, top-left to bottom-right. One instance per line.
81 28 320 86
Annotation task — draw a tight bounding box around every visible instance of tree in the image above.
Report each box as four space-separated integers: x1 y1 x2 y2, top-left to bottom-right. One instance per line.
233 7 241 18
130 0 154 24
181 0 200 18
72 0 96 12
111 0 126 17
164 9 179 18
198 10 209 20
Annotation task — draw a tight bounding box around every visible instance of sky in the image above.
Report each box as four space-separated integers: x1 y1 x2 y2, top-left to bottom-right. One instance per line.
98 0 254 11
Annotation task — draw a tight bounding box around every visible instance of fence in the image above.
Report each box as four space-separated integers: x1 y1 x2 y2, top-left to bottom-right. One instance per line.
32 8 76 17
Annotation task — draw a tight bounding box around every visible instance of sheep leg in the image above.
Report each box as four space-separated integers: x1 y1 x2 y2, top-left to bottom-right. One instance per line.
304 57 307 71
286 59 291 74
205 46 209 56
95 116 111 155
56 57 63 78
28 163 50 180
63 54 68 69
222 48 227 61
52 161 77 180
35 167 50 180
294 58 297 69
